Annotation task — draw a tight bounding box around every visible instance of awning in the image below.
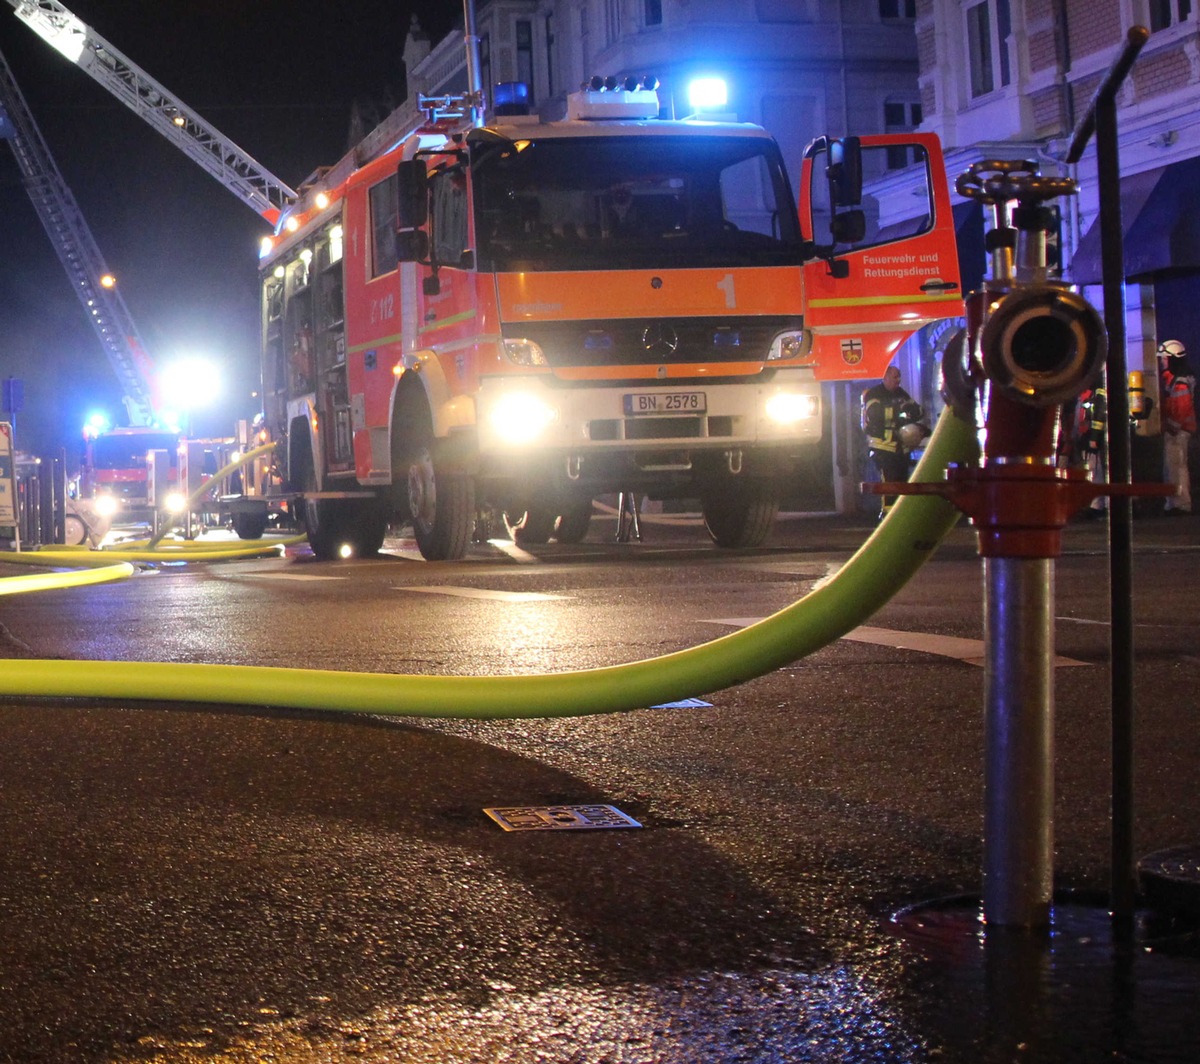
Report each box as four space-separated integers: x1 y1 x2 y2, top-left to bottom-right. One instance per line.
1067 157 1200 285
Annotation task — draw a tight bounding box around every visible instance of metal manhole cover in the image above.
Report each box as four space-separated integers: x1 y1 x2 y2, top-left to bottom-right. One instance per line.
483 804 642 832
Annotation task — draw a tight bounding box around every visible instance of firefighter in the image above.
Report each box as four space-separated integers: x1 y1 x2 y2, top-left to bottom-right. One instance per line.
861 364 925 518
1158 339 1196 515
1067 385 1108 516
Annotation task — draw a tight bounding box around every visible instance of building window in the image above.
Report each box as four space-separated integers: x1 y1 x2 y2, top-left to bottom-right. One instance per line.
606 0 622 45
516 19 534 102
967 0 1012 98
884 100 923 169
645 0 664 25
879 0 916 18
1149 0 1193 31
581 6 590 73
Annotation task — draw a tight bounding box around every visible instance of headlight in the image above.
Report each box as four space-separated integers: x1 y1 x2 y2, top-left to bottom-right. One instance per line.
764 392 819 424
503 338 548 366
488 392 558 443
94 494 120 518
164 491 187 514
767 330 810 361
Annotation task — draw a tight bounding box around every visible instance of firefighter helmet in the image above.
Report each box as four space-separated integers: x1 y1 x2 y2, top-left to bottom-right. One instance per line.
898 421 928 452
1158 339 1187 360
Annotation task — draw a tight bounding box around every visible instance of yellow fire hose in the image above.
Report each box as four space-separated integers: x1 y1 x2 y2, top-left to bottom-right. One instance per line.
6 540 302 567
0 562 136 595
0 409 976 720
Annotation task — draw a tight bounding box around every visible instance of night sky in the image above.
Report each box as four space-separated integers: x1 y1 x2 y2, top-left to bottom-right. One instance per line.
0 0 458 457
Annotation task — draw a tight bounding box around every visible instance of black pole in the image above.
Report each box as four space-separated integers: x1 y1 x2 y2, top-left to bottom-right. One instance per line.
54 449 68 545
1066 25 1149 927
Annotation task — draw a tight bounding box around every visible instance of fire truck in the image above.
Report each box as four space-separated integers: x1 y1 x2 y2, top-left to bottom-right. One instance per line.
258 82 961 559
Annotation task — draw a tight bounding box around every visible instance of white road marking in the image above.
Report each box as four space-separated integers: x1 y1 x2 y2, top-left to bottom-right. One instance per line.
236 572 346 581
705 618 1089 667
397 586 566 602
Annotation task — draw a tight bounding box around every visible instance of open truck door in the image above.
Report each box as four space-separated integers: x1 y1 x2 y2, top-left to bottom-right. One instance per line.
799 133 964 381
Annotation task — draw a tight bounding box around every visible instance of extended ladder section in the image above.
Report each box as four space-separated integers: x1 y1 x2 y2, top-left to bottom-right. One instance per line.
0 44 156 425
6 0 297 222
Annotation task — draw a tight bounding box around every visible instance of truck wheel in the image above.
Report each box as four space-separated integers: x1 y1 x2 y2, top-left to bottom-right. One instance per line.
304 495 388 559
701 482 780 549
508 506 558 546
63 514 90 546
554 499 593 544
406 444 475 560
232 510 268 540
303 495 348 560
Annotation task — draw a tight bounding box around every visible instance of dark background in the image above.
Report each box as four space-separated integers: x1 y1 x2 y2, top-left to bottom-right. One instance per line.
0 0 458 458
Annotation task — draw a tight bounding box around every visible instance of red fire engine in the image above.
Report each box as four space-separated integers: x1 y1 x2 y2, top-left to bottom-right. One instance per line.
257 81 961 560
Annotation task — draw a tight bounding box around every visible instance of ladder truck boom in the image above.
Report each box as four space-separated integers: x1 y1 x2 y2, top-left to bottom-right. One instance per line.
6 0 297 223
0 42 155 425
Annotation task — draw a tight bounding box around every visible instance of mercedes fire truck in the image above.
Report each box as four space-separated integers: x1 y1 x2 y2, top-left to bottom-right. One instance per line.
257 82 961 560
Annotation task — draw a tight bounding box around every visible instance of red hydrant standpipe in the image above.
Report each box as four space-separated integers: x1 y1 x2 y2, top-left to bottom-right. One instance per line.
874 161 1164 930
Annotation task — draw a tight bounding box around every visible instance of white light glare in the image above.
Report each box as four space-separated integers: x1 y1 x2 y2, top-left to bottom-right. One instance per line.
17 10 88 63
489 393 557 444
160 357 222 412
164 492 187 515
688 77 728 111
94 494 120 518
765 392 818 425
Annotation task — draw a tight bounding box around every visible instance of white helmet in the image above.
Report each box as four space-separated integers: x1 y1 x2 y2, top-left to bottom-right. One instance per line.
1158 339 1187 359
898 422 927 452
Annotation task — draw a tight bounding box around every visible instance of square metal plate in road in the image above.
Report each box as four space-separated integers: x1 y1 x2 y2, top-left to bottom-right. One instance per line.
483 804 643 832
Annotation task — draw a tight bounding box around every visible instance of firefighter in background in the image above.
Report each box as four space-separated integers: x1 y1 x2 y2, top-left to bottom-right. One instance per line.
861 364 927 518
1158 339 1196 515
1067 385 1108 516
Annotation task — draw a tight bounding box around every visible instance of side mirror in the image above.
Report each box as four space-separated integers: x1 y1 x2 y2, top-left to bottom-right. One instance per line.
829 208 866 246
826 136 863 207
396 159 429 228
395 228 429 263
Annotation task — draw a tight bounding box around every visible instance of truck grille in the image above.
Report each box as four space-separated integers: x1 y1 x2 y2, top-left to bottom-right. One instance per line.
503 315 803 368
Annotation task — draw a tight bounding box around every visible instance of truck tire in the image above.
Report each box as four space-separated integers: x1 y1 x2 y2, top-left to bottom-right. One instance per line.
406 443 475 561
508 506 558 546
303 494 388 559
63 513 90 546
232 510 268 540
553 499 593 544
701 481 780 549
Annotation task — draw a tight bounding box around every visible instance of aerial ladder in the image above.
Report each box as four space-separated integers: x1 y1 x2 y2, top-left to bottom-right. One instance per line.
4 0 298 224
0 42 158 426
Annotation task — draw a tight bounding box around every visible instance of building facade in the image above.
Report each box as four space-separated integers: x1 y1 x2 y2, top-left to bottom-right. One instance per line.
918 0 1200 453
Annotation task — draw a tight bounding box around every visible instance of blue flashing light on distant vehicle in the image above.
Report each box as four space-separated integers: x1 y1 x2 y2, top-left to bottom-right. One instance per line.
687 77 728 111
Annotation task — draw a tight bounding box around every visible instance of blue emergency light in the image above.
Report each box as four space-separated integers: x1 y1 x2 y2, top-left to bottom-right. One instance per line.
493 81 531 116
687 77 728 111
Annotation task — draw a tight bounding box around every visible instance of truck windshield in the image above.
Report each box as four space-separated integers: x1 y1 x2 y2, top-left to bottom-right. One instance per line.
471 134 803 272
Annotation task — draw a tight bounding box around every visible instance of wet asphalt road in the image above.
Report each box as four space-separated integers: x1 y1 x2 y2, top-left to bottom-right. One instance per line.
1 509 1199 1062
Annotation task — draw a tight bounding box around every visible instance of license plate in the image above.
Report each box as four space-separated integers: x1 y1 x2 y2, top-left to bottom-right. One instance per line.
623 391 707 416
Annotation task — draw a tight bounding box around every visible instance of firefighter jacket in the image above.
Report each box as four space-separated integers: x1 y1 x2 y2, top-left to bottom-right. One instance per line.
1075 387 1106 454
1161 369 1197 435
861 383 916 454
